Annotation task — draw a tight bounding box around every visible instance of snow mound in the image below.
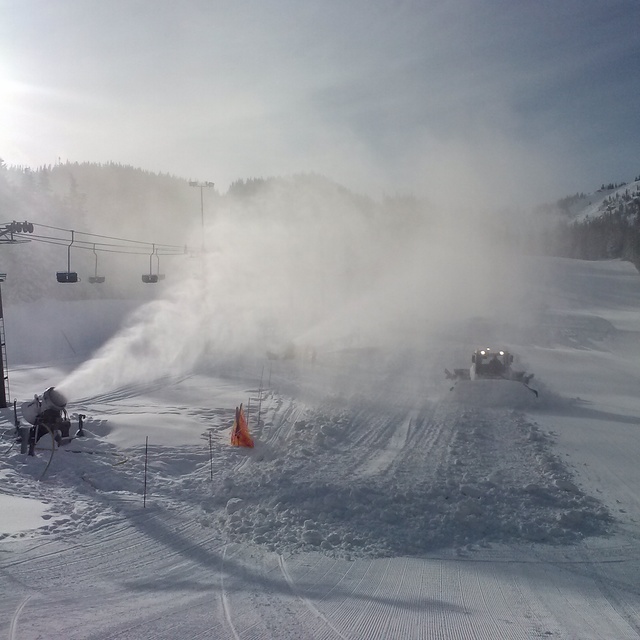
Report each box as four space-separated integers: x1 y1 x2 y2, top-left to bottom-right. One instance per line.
188 399 612 558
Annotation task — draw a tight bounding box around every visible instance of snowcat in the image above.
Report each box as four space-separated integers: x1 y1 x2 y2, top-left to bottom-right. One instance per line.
446 348 538 399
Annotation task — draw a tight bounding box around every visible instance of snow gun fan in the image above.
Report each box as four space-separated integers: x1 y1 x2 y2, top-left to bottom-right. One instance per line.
20 387 72 449
445 348 538 406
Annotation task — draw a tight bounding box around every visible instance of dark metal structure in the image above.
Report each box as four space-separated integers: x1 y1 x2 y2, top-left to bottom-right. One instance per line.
0 275 9 408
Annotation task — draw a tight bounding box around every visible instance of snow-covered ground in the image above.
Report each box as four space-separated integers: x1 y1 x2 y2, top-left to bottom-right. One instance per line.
3 256 640 638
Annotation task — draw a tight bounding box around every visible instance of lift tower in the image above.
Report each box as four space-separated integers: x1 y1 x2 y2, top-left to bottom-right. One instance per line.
0 221 35 407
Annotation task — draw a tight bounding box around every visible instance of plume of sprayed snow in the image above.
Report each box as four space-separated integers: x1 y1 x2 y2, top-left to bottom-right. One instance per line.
58 178 539 400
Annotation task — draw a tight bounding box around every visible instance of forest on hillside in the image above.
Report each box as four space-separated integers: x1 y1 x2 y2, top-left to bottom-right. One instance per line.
543 180 640 270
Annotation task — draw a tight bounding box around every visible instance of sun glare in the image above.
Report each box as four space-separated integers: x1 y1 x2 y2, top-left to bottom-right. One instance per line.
0 62 49 166
0 64 20 149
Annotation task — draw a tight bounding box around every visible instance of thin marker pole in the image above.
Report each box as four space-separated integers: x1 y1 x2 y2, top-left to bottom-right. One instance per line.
143 436 149 508
209 431 213 481
257 366 264 428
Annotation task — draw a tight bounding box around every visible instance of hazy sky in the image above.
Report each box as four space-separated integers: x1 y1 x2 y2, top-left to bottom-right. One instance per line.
1 0 638 205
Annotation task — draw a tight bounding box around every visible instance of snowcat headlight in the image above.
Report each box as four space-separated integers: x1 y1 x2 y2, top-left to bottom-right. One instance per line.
499 350 504 356
480 350 485 355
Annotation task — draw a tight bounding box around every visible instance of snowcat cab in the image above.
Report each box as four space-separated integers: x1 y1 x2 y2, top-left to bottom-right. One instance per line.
472 348 512 380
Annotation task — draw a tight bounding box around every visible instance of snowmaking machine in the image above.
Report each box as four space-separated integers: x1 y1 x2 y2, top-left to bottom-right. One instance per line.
445 348 538 400
20 387 72 453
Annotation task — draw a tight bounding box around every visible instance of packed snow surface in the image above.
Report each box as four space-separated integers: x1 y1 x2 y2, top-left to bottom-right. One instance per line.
0 485 47 534
3 257 640 638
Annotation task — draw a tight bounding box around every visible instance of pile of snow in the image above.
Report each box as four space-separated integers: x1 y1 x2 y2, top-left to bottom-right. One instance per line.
208 401 611 557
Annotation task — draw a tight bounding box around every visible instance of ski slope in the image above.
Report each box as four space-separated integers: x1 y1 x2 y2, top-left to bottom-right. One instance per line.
2 257 640 638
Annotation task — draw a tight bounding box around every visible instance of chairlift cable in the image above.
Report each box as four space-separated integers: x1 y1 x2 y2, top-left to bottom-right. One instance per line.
23 235 186 256
28 222 185 252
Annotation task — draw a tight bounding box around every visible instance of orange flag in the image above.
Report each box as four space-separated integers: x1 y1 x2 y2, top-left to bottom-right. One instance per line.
231 403 254 448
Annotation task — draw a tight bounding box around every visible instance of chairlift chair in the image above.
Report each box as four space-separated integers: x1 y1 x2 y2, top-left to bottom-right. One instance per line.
88 244 105 283
57 272 78 283
57 230 78 283
142 244 160 284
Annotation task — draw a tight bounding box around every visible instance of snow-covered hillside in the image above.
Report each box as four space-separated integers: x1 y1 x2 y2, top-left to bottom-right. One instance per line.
571 179 640 222
2 255 640 638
